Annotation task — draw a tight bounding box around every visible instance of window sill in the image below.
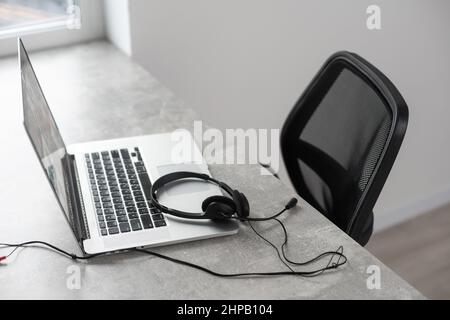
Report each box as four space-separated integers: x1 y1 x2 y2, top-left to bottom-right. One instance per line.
0 19 70 40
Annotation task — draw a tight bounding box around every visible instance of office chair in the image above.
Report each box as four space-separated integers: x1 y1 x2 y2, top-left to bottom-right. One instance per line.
280 52 409 246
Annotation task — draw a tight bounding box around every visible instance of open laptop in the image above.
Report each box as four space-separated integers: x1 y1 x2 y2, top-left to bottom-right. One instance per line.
18 39 238 255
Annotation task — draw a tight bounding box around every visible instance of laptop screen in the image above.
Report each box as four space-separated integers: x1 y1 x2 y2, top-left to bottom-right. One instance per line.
19 39 71 217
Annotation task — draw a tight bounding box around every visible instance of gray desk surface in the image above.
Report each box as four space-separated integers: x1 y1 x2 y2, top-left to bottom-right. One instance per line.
0 41 424 299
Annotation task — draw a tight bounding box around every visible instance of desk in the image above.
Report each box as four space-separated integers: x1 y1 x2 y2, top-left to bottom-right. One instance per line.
0 41 424 299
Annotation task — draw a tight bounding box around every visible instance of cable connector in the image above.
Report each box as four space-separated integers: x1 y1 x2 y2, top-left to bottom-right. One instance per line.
285 198 298 210
0 256 6 262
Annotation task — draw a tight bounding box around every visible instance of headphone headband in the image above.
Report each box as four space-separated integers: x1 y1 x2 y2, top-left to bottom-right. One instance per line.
150 171 235 220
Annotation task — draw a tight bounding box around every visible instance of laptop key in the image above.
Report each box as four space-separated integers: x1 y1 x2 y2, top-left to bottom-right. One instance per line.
128 213 139 220
119 223 131 233
154 220 167 228
102 209 113 216
136 202 147 209
136 167 147 174
116 209 126 216
107 221 117 228
152 214 164 221
118 215 128 223
130 219 142 231
138 173 152 200
105 214 116 221
101 229 108 236
99 222 106 229
127 207 137 213
120 149 130 158
111 150 120 158
108 227 119 235
139 208 149 215
151 208 162 214
141 215 153 229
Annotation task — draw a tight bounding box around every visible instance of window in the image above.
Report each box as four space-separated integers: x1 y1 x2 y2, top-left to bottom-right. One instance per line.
0 0 104 57
0 0 80 38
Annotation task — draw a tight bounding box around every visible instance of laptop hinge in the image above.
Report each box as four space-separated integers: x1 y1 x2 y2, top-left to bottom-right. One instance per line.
65 154 90 242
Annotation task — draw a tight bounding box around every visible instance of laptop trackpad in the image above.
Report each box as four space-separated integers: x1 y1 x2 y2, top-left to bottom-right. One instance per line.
157 163 212 196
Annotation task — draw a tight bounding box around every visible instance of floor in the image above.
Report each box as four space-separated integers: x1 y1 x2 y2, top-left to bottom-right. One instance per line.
367 204 450 300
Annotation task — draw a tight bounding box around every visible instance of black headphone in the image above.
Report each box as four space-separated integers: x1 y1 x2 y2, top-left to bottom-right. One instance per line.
150 171 252 221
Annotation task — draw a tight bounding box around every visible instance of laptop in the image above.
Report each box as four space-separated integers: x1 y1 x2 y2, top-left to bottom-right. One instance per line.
18 39 238 255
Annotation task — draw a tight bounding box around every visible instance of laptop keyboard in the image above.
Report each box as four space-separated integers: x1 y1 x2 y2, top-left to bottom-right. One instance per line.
85 147 167 237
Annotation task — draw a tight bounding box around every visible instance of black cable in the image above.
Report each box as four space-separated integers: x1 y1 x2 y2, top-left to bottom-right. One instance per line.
0 241 105 260
244 216 347 276
133 248 343 277
0 238 346 278
273 218 347 266
0 200 347 277
248 220 295 273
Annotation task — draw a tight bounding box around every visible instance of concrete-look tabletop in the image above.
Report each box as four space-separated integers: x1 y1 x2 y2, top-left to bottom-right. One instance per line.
0 41 424 299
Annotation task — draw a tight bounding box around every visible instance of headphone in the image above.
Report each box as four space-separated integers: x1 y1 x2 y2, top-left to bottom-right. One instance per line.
150 171 297 221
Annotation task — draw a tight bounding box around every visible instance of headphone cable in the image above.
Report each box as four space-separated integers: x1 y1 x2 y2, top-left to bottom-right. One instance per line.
0 200 347 277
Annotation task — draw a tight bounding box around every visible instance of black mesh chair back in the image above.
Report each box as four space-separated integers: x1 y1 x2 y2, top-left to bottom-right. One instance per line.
281 52 409 246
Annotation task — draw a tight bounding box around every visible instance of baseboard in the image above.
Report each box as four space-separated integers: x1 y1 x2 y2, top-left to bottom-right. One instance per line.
374 185 450 233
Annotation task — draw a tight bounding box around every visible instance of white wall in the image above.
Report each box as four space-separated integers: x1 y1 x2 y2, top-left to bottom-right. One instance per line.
123 0 450 231
103 0 132 55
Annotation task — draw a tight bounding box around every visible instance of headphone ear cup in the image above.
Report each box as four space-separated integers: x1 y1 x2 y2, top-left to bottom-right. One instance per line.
232 190 250 218
239 192 250 218
204 202 236 220
202 196 236 213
